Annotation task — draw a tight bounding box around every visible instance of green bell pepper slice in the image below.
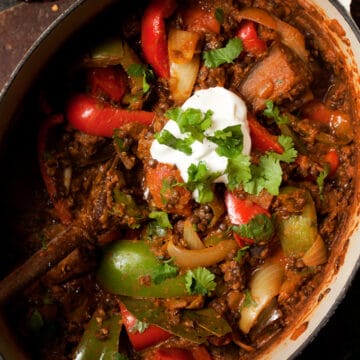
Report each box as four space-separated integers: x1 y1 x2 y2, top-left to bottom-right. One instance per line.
276 186 318 258
97 240 188 298
73 311 122 360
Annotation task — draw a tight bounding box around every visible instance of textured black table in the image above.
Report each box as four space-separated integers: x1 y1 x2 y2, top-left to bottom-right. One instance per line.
0 1 359 359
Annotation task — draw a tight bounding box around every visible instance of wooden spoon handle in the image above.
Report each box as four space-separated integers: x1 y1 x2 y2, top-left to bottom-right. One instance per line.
0 225 89 305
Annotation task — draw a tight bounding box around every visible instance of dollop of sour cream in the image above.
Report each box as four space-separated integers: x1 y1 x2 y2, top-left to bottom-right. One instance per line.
150 86 251 185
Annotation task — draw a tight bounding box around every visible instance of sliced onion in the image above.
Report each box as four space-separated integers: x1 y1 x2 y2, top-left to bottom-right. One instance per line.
167 239 237 269
183 218 205 250
274 18 308 62
168 29 201 64
169 55 200 104
236 8 308 62
239 261 284 334
236 8 277 29
302 235 328 267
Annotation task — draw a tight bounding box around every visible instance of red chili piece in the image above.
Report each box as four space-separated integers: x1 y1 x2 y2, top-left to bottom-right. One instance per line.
323 149 339 176
237 20 267 55
225 191 270 247
120 303 172 351
37 114 72 225
181 5 221 34
88 66 128 102
247 113 284 154
66 93 154 137
153 346 212 360
141 0 177 78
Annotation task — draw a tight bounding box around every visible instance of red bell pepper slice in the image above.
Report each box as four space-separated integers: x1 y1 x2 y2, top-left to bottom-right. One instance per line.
323 149 339 176
88 66 128 102
141 0 177 79
37 114 72 225
225 191 270 247
66 93 154 137
181 5 221 34
301 100 333 125
247 113 283 154
120 303 172 351
153 346 212 360
236 20 267 55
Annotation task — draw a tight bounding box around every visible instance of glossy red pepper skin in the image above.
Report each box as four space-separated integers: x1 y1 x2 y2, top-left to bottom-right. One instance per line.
37 114 72 225
66 93 154 137
88 66 128 102
323 149 339 176
120 303 172 351
247 113 283 154
237 20 267 55
181 5 220 34
141 0 177 79
225 191 270 247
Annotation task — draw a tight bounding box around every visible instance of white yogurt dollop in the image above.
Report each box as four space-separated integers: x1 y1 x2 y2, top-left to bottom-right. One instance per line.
150 86 251 184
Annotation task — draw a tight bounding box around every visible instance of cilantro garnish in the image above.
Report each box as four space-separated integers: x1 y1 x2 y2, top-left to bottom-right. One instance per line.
317 164 330 200
234 246 250 262
207 125 244 158
155 129 194 155
242 289 257 309
215 8 225 23
226 154 252 190
263 100 289 125
186 162 221 203
160 178 178 205
243 135 297 195
203 38 243 68
232 214 274 243
166 107 213 142
129 319 149 334
185 267 216 295
152 258 179 285
127 63 154 93
149 211 172 229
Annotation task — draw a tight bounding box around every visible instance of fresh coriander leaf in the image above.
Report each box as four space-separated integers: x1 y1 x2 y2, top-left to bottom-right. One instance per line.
155 129 194 155
130 319 149 334
152 259 179 284
113 135 128 152
203 38 243 68
186 162 221 203
166 107 213 142
207 125 244 158
317 164 329 199
149 211 172 229
127 63 154 93
242 135 297 195
226 154 252 190
274 135 297 163
263 100 289 125
160 178 179 205
232 214 274 243
185 267 216 295
242 289 257 309
215 8 225 23
234 246 250 262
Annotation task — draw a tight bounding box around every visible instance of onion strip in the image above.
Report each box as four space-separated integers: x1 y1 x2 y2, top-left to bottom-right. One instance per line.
167 239 237 268
236 8 308 62
239 261 284 334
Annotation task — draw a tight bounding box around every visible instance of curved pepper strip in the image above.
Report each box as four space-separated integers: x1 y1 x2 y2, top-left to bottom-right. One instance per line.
37 114 72 225
141 0 177 78
225 191 270 247
97 240 188 297
73 310 122 360
66 93 155 137
237 20 267 55
120 303 172 351
247 113 283 154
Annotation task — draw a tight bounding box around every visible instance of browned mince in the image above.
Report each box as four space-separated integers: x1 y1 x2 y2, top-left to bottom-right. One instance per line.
0 0 355 359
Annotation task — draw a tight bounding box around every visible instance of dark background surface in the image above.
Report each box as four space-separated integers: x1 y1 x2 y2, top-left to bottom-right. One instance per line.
0 1 360 359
